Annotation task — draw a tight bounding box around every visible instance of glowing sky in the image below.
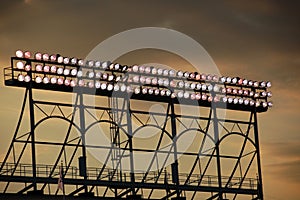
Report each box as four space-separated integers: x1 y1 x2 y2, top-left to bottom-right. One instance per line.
0 1 300 199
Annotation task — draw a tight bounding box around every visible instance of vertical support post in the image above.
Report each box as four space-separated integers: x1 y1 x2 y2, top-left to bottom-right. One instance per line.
126 97 136 196
212 102 223 200
253 110 264 200
170 102 180 198
79 93 88 194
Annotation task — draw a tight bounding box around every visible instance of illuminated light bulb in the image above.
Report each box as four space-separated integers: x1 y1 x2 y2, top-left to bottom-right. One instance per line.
196 83 201 90
50 54 57 61
220 87 226 93
249 91 254 96
78 59 84 66
43 77 49 84
160 90 166 96
70 69 77 76
163 79 169 86
207 74 212 81
18 74 25 81
152 78 158 85
266 81 272 88
238 98 244 104
243 79 248 85
238 78 243 85
226 77 231 83
43 54 49 61
202 94 207 101
261 91 267 97
148 88 154 95
255 101 260 107
35 53 42 60
166 90 171 96
57 56 63 63
42 65 50 73
108 74 114 81
170 80 176 87
189 73 195 79
213 85 219 92
151 67 157 75
171 93 176 98
232 77 238 84
57 68 63 75
132 65 139 72
16 50 23 58
95 81 101 89
214 96 220 102
158 78 164 85
50 77 57 84
201 84 207 91
207 84 213 91
222 96 228 102
212 75 218 82
183 71 189 78
254 93 259 98
71 58 77 65
139 66 145 73
24 51 31 58
24 75 31 82
267 101 273 107
114 63 120 71
78 80 85 87
94 61 101 68
88 71 95 78
122 65 128 72
57 78 64 85
35 64 42 72
190 83 196 90
63 57 70 64
157 68 163 75
163 69 169 76
207 95 213 102
260 81 266 87
262 102 268 108
233 97 239 104
86 60 93 67
120 84 126 92
169 70 175 76
178 81 184 88
177 71 183 77
253 81 259 87
238 89 243 95
232 89 237 94
126 86 133 93
51 66 57 73
226 88 232 93
250 100 255 106
145 66 151 74
77 70 83 77
184 92 189 98
228 97 233 103
184 82 190 89
63 68 70 76
244 99 249 105
140 76 146 84
177 91 184 98
133 75 139 83
154 89 160 95
248 80 253 86
109 63 114 70
35 76 42 83
220 77 226 83
65 79 71 86
107 84 113 91
195 74 201 80
114 84 120 91
196 93 201 100
190 93 196 100
16 61 24 69
145 77 151 84
142 88 148 94
70 80 77 87
243 90 249 96
25 65 31 71
267 92 272 97
102 73 108 80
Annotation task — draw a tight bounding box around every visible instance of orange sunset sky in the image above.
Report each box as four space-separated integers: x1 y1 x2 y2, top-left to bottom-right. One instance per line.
0 1 299 199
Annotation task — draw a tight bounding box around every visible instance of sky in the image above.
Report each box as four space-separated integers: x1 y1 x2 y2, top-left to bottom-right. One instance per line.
0 0 300 199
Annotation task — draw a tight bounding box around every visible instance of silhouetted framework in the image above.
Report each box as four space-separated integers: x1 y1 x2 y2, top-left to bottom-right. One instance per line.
0 55 268 200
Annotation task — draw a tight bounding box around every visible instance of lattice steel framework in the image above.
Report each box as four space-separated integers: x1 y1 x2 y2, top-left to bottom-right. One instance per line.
0 53 269 200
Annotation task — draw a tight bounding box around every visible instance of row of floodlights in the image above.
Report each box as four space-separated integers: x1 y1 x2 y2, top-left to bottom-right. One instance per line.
15 50 272 88
16 74 272 108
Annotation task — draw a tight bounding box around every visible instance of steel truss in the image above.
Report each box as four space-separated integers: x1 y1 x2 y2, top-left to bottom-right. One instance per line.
0 84 263 200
